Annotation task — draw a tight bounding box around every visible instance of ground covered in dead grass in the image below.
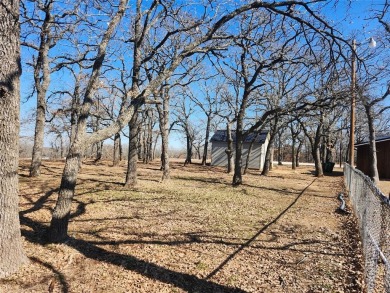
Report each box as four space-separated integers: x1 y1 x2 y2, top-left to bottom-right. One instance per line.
1 160 364 292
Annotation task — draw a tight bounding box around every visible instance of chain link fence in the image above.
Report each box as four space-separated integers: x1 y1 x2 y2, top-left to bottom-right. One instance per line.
344 163 390 292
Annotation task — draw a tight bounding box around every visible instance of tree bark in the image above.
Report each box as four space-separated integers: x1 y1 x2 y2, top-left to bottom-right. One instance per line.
157 91 170 180
262 133 276 176
184 127 193 166
94 141 103 163
0 0 28 276
277 131 283 165
312 145 323 177
29 1 53 177
146 109 154 163
48 151 81 242
125 113 139 186
262 118 278 176
291 137 296 170
232 115 244 185
364 104 380 184
202 114 211 166
296 140 303 168
113 132 121 166
225 122 234 174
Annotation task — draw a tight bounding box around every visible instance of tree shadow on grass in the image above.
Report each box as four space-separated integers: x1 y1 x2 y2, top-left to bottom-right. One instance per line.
175 175 231 186
67 237 246 293
240 183 300 196
20 222 246 293
18 175 333 292
29 256 69 293
19 191 247 293
205 178 318 280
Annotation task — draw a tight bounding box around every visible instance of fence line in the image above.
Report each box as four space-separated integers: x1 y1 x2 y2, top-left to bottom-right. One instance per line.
344 163 390 292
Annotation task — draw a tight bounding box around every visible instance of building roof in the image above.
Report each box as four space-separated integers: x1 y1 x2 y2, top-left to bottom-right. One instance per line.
355 135 390 147
210 130 268 144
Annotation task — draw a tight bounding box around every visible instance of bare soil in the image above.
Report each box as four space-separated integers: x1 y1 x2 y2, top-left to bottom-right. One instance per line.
1 160 364 292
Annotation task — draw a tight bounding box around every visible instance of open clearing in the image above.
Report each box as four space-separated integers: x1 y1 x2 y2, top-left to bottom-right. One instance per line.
1 160 364 292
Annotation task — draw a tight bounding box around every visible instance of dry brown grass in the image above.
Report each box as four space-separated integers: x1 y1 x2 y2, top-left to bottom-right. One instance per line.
0 160 364 292
378 180 390 196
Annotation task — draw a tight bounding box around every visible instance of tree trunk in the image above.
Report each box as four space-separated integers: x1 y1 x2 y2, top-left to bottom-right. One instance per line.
243 140 254 175
277 132 283 165
299 115 324 177
142 122 148 163
339 131 343 168
0 0 28 276
147 110 153 163
232 116 244 185
269 147 274 170
291 137 296 170
30 100 46 176
365 105 380 184
312 145 323 177
125 113 139 186
94 141 103 163
29 1 52 177
262 133 276 176
296 140 303 168
161 128 170 180
202 115 211 166
48 151 81 242
69 82 80 149
157 91 170 181
113 132 120 166
184 129 193 166
225 122 234 174
138 128 143 160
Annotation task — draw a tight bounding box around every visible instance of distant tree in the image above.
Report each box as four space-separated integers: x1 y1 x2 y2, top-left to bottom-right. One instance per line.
289 119 302 170
188 81 222 165
173 96 196 166
21 0 78 176
0 0 28 278
276 127 287 165
358 88 390 184
155 85 172 180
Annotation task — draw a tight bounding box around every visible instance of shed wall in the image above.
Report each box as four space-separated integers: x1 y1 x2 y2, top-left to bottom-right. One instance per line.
211 141 264 170
356 140 390 179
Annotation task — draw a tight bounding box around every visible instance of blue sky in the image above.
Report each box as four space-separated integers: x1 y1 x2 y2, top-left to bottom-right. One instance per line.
19 0 389 151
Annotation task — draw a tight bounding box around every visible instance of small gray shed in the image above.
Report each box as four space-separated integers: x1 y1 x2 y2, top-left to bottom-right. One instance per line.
210 130 270 170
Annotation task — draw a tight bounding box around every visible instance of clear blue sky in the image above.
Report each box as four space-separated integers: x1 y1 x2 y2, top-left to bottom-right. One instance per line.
19 0 388 150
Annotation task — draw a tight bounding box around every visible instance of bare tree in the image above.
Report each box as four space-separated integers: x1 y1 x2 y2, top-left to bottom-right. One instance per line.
156 85 171 180
21 0 78 176
289 120 301 170
0 0 28 278
173 96 196 166
48 0 129 242
188 81 222 165
46 0 350 241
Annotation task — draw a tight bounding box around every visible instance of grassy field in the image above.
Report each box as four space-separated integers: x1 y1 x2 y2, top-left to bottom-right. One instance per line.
1 160 364 292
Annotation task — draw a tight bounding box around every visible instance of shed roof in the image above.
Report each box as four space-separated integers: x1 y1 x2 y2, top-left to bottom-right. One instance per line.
210 130 268 144
355 135 390 147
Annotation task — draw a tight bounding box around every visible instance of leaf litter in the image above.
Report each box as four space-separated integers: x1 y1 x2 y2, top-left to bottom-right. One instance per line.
0 160 365 292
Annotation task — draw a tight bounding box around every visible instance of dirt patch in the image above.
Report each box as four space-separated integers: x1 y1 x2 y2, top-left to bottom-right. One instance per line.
1 160 364 292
